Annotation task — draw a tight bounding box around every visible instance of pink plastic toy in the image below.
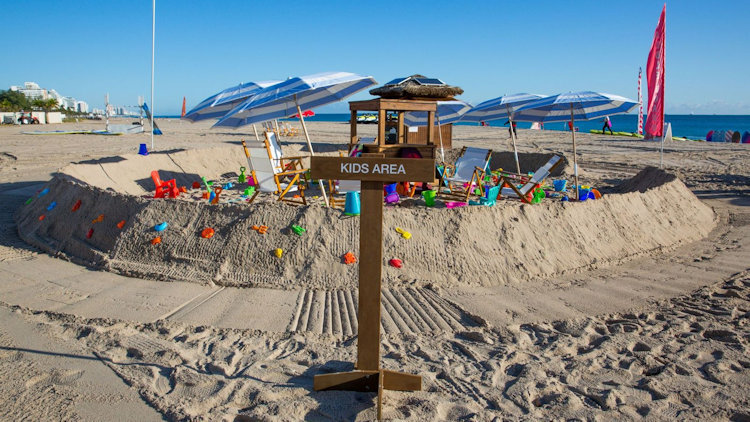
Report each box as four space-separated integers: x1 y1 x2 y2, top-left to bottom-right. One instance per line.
446 202 467 209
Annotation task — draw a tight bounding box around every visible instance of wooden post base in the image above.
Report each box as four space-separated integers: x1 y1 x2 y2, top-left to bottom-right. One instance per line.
314 370 421 420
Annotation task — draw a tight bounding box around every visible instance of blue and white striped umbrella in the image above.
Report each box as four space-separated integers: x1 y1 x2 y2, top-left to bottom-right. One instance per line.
214 71 377 208
460 93 545 173
182 80 280 122
512 91 638 123
513 91 639 198
402 100 472 126
213 71 377 128
460 93 544 123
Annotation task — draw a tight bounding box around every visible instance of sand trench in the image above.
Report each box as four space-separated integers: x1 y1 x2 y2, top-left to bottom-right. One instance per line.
14 146 716 290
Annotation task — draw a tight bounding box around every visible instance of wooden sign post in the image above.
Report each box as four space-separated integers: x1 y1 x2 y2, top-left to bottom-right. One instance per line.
310 155 435 419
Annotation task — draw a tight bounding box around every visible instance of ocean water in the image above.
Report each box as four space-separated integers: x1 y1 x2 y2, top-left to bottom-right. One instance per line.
159 114 750 140
300 114 750 140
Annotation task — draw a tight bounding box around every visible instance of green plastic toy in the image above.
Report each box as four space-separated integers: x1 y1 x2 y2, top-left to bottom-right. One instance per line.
201 176 213 194
243 186 255 197
238 166 246 184
291 225 306 236
531 188 546 204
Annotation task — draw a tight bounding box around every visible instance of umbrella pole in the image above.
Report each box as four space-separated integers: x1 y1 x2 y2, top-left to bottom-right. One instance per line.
295 98 329 207
570 105 579 200
508 115 520 174
252 124 260 141
436 115 445 163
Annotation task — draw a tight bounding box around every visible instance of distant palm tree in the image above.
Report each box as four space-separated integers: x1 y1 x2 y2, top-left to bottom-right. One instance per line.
33 98 59 123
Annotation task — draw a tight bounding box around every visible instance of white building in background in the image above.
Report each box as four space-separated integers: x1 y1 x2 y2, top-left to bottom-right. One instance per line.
10 82 49 100
60 96 77 110
8 81 90 111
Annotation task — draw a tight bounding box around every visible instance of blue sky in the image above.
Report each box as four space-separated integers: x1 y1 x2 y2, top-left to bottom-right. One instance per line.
2 0 749 115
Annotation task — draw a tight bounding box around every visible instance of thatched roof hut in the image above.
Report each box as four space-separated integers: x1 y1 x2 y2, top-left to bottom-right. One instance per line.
369 74 463 100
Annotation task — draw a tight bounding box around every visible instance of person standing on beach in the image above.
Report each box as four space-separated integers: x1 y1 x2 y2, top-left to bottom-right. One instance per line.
602 116 613 135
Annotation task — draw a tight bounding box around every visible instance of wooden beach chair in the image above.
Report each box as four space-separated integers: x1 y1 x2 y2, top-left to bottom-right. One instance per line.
245 141 307 205
281 122 298 136
264 131 308 173
438 147 492 203
499 155 563 204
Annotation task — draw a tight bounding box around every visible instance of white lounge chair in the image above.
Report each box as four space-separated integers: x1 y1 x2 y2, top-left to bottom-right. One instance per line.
500 155 563 203
439 146 492 202
246 141 307 205
264 131 307 174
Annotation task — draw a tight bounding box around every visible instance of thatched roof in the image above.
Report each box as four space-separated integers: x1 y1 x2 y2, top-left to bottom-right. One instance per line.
369 74 463 99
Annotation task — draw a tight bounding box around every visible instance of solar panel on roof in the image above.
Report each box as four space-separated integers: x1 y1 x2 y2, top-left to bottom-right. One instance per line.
414 78 445 86
385 77 409 85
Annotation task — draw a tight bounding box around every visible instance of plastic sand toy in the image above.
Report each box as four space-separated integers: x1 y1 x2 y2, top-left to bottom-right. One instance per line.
291 225 306 236
274 248 283 258
201 227 215 238
395 227 411 239
154 222 168 232
117 220 126 229
92 214 104 224
252 225 268 234
389 258 403 268
343 252 357 264
151 236 161 245
238 166 247 184
46 201 57 211
71 200 81 211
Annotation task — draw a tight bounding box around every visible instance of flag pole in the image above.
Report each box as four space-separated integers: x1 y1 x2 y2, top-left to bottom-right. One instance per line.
150 0 155 151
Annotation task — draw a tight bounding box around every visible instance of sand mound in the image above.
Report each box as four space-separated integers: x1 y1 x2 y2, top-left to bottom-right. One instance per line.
15 148 716 289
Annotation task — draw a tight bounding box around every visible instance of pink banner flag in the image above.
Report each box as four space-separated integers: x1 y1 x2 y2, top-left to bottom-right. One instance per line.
637 67 643 135
644 4 666 139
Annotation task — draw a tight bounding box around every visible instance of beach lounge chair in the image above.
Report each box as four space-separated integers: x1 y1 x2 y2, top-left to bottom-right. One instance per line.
264 131 308 175
151 170 179 198
245 141 307 205
499 155 563 203
281 122 298 136
438 147 492 203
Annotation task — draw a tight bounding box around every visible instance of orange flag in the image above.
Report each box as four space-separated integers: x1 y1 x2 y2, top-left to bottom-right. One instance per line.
181 96 186 117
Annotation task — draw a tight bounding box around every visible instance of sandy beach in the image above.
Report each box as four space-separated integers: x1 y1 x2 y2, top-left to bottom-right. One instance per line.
1 118 749 421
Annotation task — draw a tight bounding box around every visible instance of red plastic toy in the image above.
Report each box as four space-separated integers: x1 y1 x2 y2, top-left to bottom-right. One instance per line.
151 170 179 199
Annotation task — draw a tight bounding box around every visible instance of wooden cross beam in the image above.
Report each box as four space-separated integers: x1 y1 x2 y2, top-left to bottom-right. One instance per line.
310 154 435 420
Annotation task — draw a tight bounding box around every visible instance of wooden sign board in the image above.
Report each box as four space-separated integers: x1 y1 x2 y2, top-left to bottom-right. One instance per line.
311 156 435 182
310 155 428 420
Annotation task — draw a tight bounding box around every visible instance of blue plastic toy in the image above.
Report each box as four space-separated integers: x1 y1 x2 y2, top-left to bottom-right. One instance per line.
344 192 361 215
222 182 233 190
154 222 168 232
46 201 57 211
38 187 49 197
